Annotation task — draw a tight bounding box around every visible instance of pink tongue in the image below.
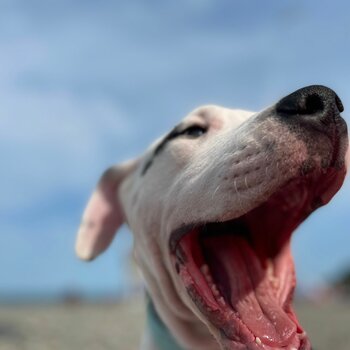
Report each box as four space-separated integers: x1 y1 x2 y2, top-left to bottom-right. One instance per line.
203 235 296 347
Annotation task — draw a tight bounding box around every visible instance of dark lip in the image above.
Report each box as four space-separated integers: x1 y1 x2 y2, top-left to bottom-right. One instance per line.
169 223 203 254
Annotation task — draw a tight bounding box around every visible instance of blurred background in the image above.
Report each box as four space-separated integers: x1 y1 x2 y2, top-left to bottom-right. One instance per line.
1 1 350 349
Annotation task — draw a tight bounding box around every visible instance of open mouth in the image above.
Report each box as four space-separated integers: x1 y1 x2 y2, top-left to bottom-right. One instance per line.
170 167 346 350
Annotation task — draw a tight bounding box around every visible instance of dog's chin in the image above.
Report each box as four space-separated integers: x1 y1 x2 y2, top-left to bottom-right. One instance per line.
169 165 346 350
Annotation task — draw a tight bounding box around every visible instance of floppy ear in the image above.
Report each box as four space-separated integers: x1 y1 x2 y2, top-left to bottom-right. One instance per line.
75 160 138 261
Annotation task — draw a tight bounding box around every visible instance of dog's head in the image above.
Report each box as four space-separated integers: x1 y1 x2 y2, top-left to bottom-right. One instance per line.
76 85 348 350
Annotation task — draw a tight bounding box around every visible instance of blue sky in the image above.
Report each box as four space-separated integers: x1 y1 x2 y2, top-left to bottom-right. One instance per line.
1 0 350 300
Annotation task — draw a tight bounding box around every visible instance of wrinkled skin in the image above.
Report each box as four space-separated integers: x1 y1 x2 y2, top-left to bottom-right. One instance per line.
76 87 348 350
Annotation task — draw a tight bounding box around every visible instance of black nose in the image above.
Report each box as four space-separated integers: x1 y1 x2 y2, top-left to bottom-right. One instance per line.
276 85 344 120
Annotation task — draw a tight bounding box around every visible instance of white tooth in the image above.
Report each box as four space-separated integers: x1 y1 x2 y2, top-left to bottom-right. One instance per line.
300 331 307 339
255 337 262 345
200 264 209 275
290 348 298 350
218 297 226 306
266 261 280 288
267 259 274 276
211 284 220 296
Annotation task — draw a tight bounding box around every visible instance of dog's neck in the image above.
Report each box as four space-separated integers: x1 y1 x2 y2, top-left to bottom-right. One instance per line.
145 295 221 350
146 297 184 350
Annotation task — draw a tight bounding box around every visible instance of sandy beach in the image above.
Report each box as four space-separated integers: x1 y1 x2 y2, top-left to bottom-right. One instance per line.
0 298 349 350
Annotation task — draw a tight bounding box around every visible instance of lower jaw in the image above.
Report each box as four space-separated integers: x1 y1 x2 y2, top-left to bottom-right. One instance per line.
174 229 311 350
181 266 310 350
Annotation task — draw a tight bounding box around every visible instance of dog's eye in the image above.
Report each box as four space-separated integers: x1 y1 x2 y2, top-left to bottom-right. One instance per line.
179 125 207 138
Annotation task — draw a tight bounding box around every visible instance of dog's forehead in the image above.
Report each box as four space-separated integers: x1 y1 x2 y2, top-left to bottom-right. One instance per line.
185 104 253 125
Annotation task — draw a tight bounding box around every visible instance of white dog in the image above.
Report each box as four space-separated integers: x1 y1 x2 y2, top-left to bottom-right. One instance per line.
76 85 348 350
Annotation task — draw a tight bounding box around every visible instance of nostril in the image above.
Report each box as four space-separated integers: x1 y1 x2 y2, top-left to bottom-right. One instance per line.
276 85 344 118
276 92 325 116
303 94 324 115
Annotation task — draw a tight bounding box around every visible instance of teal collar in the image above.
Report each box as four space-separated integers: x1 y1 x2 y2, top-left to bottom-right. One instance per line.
146 297 184 350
